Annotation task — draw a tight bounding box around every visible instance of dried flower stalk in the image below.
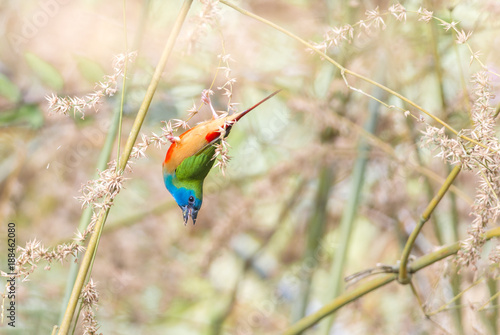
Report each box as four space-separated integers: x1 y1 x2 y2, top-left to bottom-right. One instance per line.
422 71 500 269
46 52 137 119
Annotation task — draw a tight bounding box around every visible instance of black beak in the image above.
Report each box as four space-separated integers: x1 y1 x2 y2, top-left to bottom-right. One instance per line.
181 205 199 225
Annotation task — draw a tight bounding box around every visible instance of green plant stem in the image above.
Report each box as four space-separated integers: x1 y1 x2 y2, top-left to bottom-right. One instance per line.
57 106 121 325
219 0 490 152
427 7 464 330
428 16 446 113
319 81 381 334
293 165 334 322
69 208 110 335
449 10 472 116
409 281 426 315
56 1 193 334
485 278 498 334
287 274 397 335
118 1 191 171
59 0 150 326
405 115 444 243
116 0 130 169
283 226 500 334
449 260 464 334
408 8 446 244
58 205 111 335
398 164 461 284
426 0 461 245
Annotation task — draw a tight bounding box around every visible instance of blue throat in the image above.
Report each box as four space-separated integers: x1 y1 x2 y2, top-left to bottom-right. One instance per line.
164 173 203 209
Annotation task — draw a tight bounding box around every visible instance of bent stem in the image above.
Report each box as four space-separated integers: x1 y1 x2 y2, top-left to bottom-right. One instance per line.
56 1 194 334
283 226 500 335
398 164 461 284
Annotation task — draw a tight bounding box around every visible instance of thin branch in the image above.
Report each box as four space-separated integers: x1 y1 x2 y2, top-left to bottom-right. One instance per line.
219 0 493 152
398 165 461 284
283 226 500 334
56 1 194 333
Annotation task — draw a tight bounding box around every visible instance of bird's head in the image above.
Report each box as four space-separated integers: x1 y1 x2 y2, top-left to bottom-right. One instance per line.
175 188 202 225
164 173 203 225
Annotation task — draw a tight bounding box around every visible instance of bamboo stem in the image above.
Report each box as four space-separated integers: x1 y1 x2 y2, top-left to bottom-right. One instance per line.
57 107 121 326
293 165 334 321
118 0 191 172
56 1 193 333
398 164 461 284
283 227 500 334
320 75 382 334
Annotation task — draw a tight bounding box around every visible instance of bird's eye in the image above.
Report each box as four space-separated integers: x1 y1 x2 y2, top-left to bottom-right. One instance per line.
188 196 195 204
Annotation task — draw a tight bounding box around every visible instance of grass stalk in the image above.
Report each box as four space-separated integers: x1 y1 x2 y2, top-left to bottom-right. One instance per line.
485 278 499 334
115 0 130 170
219 0 491 152
448 10 472 116
293 165 334 322
117 0 192 172
285 274 397 335
283 226 500 334
407 7 448 244
57 106 121 325
426 1 461 245
319 76 382 334
423 11 464 329
398 165 461 284
56 1 193 333
405 115 444 243
59 0 151 326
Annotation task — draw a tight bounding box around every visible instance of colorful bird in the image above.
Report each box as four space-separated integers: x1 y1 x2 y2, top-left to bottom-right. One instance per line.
163 90 281 225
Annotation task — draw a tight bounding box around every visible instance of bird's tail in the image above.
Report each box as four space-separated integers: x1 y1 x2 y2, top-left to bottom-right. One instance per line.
233 89 282 122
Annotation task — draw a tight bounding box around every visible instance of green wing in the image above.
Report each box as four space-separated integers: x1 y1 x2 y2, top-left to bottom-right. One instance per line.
175 144 217 181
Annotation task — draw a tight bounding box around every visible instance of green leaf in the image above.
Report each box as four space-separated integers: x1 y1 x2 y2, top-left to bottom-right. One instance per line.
75 55 105 84
0 104 44 129
24 52 64 90
0 73 21 102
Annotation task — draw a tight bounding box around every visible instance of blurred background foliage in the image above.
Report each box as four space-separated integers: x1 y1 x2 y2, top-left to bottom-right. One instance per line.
1 0 500 334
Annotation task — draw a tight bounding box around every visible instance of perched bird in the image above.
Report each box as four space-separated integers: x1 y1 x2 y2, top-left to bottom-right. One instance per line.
163 90 281 225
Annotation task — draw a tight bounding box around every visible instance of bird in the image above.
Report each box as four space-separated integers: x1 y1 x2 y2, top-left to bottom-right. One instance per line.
163 90 281 225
